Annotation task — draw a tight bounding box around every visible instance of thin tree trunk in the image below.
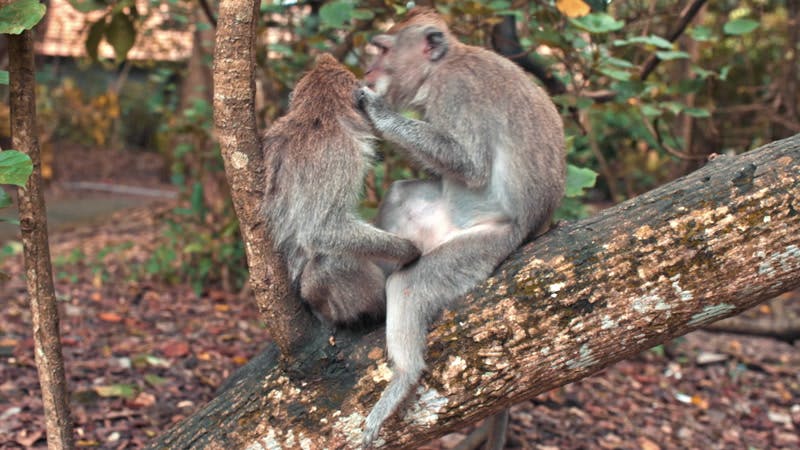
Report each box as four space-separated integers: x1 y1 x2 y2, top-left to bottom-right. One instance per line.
150 134 800 449
9 30 74 450
212 0 318 356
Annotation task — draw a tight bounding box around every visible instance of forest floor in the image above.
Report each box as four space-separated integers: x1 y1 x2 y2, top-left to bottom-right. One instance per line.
1 146 799 449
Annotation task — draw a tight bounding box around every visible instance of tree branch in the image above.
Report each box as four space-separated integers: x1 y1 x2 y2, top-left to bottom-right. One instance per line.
213 0 319 356
150 134 800 449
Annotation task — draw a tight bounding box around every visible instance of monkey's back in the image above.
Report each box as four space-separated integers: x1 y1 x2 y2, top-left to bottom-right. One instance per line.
425 43 566 235
262 58 375 281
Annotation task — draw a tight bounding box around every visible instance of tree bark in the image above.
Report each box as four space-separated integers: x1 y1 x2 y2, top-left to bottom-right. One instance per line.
150 134 800 449
212 0 319 356
9 30 75 450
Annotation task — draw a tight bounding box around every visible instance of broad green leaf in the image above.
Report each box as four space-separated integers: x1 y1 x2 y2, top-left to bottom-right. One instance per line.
106 12 136 62
723 19 759 35
683 107 711 118
94 384 137 399
570 13 624 34
640 104 662 117
0 70 8 85
614 35 673 49
0 150 33 187
67 0 107 13
688 25 712 42
655 50 690 60
0 188 11 209
565 164 598 197
602 57 634 68
86 19 106 61
598 67 631 81
0 0 46 34
319 0 354 29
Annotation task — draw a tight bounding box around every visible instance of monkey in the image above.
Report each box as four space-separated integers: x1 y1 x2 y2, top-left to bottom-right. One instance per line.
354 8 566 446
262 53 421 325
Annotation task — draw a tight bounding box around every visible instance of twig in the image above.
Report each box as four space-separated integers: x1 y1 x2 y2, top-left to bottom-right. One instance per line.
639 0 707 81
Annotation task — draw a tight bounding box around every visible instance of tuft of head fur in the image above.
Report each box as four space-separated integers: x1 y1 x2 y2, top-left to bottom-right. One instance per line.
389 6 449 33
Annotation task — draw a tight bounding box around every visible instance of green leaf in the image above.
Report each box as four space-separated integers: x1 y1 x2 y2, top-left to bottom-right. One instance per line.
640 104 662 117
105 12 136 62
0 150 33 187
723 19 758 35
683 107 711 118
598 67 631 81
67 0 107 13
614 35 673 49
94 383 137 399
570 13 624 33
319 0 354 29
655 50 690 60
487 0 511 10
0 70 7 85
565 164 598 197
0 0 47 34
688 25 712 42
602 57 634 68
0 188 11 209
86 19 106 61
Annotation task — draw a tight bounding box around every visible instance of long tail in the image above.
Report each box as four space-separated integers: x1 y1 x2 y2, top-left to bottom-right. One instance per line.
362 368 419 448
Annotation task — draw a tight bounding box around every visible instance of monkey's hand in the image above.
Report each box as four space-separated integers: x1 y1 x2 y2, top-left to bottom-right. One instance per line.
398 238 422 267
354 86 392 124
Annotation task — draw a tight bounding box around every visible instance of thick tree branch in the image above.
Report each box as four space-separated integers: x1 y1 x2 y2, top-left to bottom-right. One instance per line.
151 134 800 449
213 0 318 356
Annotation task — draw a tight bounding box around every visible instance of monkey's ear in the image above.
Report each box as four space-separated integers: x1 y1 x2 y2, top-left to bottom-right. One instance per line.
424 27 447 61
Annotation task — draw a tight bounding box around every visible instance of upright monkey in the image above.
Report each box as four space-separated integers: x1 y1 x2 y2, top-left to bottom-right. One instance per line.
356 8 566 446
263 54 420 325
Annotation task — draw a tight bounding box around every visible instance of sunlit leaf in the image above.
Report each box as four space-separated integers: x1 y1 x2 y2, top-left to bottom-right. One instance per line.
570 13 623 33
0 151 33 187
105 12 136 62
565 164 598 197
556 0 590 18
723 18 758 35
655 50 690 60
0 0 46 34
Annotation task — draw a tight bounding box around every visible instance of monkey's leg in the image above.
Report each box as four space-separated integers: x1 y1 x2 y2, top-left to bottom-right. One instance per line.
363 224 519 447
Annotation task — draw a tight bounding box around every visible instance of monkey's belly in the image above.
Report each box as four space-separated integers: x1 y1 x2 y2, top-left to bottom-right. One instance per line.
397 198 458 254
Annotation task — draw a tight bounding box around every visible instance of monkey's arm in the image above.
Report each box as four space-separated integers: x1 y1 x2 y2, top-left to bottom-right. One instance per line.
356 87 491 188
311 220 421 264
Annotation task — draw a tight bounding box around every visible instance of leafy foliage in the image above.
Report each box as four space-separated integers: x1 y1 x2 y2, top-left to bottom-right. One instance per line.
0 0 46 34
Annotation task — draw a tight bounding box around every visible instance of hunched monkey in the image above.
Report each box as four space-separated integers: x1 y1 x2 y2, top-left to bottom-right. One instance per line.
356 8 566 446
262 53 420 325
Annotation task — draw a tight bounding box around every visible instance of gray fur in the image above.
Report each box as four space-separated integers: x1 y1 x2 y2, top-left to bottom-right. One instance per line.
357 10 565 446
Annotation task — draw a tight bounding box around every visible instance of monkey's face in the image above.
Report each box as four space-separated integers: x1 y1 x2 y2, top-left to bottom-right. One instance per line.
364 20 449 109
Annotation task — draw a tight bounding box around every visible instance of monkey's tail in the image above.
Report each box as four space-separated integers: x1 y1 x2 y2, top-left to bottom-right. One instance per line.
362 369 418 448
